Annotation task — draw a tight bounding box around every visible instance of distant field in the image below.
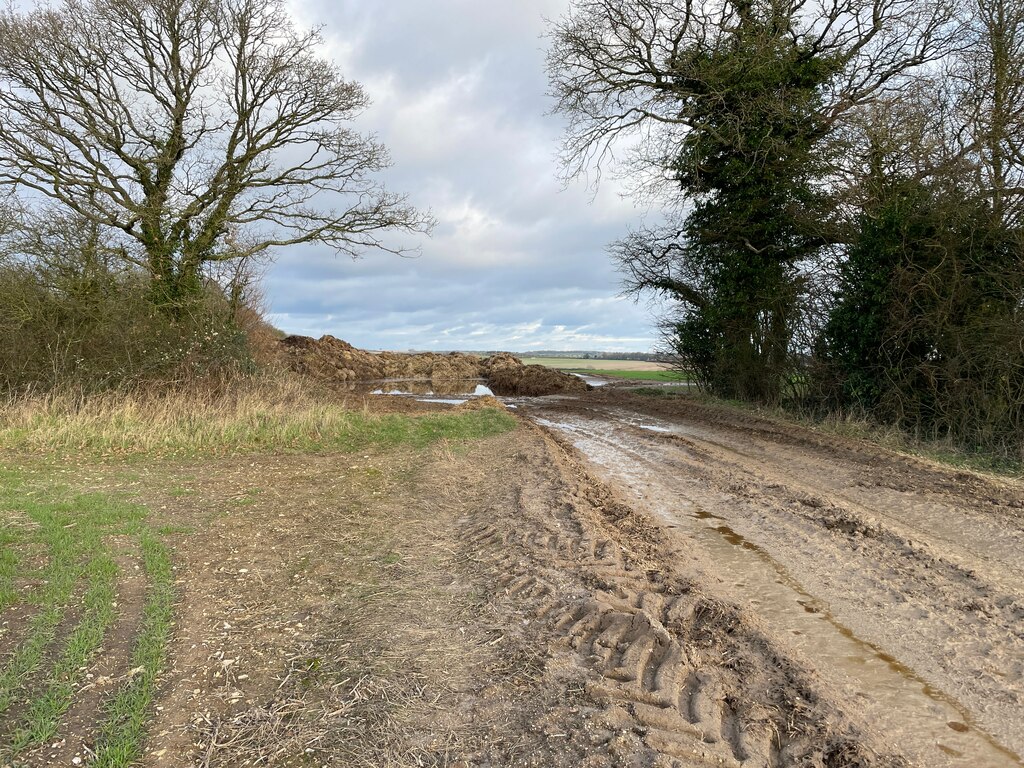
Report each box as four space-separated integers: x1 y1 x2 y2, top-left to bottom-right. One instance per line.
572 369 687 382
521 357 670 371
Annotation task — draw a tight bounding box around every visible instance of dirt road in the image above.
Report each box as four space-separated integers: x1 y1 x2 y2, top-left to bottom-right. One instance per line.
525 389 1024 767
8 388 1022 766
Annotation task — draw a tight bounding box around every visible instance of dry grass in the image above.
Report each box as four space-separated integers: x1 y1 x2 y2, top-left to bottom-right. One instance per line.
0 375 516 458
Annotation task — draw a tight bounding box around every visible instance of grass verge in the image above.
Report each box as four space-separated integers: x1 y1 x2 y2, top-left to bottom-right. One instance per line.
0 378 516 458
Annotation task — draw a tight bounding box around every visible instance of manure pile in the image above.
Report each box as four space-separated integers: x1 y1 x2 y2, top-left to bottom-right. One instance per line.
279 335 589 397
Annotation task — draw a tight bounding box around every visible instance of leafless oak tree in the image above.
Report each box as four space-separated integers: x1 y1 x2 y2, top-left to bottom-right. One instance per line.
0 0 432 305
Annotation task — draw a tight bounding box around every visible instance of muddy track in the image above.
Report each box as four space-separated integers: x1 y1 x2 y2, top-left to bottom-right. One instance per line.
459 424 905 767
524 391 1024 767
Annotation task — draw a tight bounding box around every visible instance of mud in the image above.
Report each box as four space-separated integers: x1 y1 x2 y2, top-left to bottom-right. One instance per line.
278 336 588 396
486 353 590 397
462 423 906 767
454 394 508 411
526 389 1024 766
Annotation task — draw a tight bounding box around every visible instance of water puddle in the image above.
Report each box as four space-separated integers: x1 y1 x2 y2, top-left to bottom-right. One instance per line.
413 383 494 405
534 415 1022 768
365 379 494 405
572 373 611 387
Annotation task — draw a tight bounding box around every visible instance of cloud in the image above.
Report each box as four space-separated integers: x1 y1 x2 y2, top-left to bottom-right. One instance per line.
263 1 659 352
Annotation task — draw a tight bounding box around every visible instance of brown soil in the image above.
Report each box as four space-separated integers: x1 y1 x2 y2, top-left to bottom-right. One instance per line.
278 334 484 383
277 336 588 396
0 604 37 663
454 394 508 411
8 386 1020 766
525 388 1024 766
29 415 901 767
484 352 590 397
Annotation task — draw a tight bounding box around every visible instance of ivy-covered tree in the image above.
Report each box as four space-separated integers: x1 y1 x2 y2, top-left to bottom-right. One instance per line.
821 167 1024 447
660 6 842 400
818 0 1024 451
549 0 954 403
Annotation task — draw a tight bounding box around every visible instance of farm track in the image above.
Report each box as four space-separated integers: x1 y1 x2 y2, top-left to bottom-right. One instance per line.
6 386 1021 766
457 423 905 767
523 389 1024 767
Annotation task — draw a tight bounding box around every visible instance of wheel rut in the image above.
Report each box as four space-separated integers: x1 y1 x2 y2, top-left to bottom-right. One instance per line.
458 425 907 768
525 393 1024 767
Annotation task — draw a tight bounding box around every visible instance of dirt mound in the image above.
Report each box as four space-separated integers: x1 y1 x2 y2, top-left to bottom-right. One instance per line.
379 351 482 381
279 335 385 382
278 335 485 385
279 338 590 397
455 395 507 411
483 353 590 397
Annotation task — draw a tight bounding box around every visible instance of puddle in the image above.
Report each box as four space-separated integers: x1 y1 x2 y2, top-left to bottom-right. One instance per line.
366 379 494 402
534 415 1023 768
363 378 492 397
412 384 495 406
572 373 610 387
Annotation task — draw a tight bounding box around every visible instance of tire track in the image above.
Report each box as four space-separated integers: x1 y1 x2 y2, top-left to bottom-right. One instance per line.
458 427 904 768
527 397 1024 766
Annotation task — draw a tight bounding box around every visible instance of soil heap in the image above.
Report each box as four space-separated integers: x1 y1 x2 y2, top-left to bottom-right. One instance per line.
482 352 590 397
278 336 589 397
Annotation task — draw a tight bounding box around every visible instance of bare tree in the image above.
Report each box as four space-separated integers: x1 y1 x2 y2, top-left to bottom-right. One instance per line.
950 0 1024 225
548 0 957 188
0 0 432 306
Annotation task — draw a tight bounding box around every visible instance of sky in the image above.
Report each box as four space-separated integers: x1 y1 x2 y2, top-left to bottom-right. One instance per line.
263 0 662 352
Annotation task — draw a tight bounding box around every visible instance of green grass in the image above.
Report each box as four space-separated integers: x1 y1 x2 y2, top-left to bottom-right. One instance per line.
0 466 174 766
92 529 175 768
9 552 118 751
566 368 689 382
0 527 18 611
518 357 690 382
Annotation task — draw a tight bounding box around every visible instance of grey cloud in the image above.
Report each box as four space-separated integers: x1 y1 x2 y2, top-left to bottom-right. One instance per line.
262 1 658 351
